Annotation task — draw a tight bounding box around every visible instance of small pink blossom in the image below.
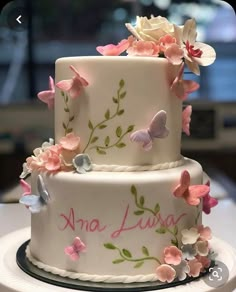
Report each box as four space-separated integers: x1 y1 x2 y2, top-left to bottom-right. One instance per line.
197 225 212 241
65 237 86 261
164 246 182 266
127 40 160 57
20 179 31 196
59 133 80 151
37 76 55 109
202 181 218 214
170 62 199 100
187 259 203 277
196 255 211 271
156 264 176 283
42 149 61 171
56 65 88 99
182 105 192 136
159 34 176 52
96 36 134 56
164 43 184 65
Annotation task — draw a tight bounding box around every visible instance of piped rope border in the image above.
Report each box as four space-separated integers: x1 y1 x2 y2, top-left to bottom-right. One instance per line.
26 245 158 283
91 157 184 172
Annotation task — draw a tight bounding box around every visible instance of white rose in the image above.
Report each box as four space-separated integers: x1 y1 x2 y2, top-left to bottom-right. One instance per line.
126 16 175 42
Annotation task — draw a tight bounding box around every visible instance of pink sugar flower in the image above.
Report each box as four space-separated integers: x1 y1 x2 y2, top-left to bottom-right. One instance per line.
197 225 212 241
96 36 134 56
170 62 199 100
65 237 86 261
202 181 218 214
196 255 211 271
159 34 176 52
164 43 184 65
37 76 55 109
42 149 61 171
56 65 89 99
182 105 192 136
164 246 182 266
59 133 80 151
127 40 160 57
156 264 176 283
187 259 203 277
20 179 31 196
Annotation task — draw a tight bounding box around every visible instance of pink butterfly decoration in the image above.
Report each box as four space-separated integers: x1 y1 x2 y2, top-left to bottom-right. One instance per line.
20 179 31 196
182 105 192 136
56 65 89 99
130 110 169 151
202 180 218 214
64 237 86 261
37 76 55 109
170 62 200 100
173 170 209 206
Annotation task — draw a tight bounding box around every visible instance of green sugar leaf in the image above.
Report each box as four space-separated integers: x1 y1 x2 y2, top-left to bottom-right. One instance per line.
120 91 126 99
127 125 134 133
66 128 73 133
65 95 69 103
116 126 122 138
122 249 132 258
105 109 110 120
62 122 67 130
112 97 118 104
69 116 75 122
134 210 144 216
156 226 167 234
99 124 107 129
91 136 99 144
117 109 124 116
139 196 145 206
112 259 125 264
142 246 149 256
154 203 160 215
174 225 178 236
119 79 125 88
105 136 110 146
96 147 106 155
88 120 94 130
64 108 69 113
61 91 65 97
131 185 137 195
104 243 116 250
134 261 144 268
116 142 126 148
171 239 178 247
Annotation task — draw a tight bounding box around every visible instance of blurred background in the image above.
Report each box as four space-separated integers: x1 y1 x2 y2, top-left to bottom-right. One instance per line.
0 0 236 198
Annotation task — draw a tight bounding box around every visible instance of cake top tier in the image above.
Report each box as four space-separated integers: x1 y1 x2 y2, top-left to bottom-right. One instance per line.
20 16 216 177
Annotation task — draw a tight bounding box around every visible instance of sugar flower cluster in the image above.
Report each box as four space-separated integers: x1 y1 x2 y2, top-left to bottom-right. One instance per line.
156 224 214 283
97 16 216 76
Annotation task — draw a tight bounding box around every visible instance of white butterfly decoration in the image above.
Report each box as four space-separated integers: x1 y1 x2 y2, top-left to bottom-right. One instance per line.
19 175 50 213
130 110 169 151
72 154 92 174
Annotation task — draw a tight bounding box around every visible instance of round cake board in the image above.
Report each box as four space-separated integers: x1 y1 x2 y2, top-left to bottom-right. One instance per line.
0 227 236 292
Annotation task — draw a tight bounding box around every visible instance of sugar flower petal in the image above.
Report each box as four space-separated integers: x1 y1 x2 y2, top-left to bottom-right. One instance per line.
127 40 160 57
181 227 200 245
202 182 218 215
196 255 211 271
164 43 184 65
156 264 176 283
197 225 212 241
164 246 182 266
96 37 133 56
195 240 209 256
73 154 92 174
188 258 203 277
181 244 197 260
173 260 190 281
59 133 80 151
37 76 55 109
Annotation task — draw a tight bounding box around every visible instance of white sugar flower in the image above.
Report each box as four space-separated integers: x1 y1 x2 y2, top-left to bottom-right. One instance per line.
181 244 197 260
195 240 209 256
181 227 200 245
173 260 190 281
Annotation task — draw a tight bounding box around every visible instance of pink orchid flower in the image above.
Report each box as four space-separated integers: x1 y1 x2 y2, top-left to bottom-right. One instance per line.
37 76 55 109
173 170 209 206
65 237 86 261
127 40 160 57
182 105 192 136
188 259 203 277
96 37 134 56
178 19 216 75
59 133 80 151
20 179 31 196
197 225 212 241
56 65 89 99
202 181 218 214
156 264 176 283
164 246 182 266
170 62 199 100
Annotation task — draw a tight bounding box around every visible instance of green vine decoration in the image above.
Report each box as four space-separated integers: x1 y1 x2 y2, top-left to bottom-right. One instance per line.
131 185 179 247
195 204 201 225
104 243 161 268
61 91 74 135
82 79 134 154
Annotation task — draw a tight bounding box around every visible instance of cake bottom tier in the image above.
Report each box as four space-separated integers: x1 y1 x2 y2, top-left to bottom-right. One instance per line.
29 158 203 283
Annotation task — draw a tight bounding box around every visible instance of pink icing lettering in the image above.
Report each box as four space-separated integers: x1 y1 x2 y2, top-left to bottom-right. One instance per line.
58 208 75 231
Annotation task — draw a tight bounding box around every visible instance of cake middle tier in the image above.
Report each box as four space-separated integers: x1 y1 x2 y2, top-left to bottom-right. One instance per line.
29 158 203 282
55 56 182 167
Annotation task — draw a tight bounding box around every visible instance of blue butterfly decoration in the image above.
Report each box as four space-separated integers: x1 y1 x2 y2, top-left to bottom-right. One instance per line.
72 154 92 174
19 175 50 213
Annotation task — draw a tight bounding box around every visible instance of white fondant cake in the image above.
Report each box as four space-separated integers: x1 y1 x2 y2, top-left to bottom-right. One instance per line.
19 15 217 286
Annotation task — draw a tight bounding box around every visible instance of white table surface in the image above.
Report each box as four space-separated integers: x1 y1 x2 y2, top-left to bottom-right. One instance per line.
1 200 236 248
